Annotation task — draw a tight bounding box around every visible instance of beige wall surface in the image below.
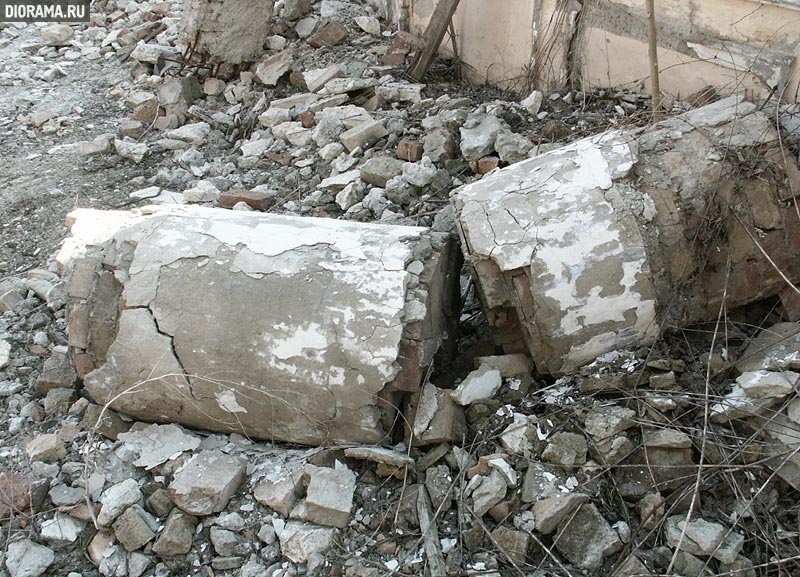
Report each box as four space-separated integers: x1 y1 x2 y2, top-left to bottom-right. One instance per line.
407 0 536 90
404 0 800 101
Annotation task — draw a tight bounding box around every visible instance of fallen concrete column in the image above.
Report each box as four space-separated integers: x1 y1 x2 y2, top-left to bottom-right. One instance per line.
454 96 800 374
179 0 274 65
63 206 459 445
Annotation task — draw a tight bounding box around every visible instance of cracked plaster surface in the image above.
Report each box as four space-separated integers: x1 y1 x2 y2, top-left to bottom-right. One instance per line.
77 205 437 444
455 131 658 374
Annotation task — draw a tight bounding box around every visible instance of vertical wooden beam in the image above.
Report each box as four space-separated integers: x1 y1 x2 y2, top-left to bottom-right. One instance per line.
407 0 461 82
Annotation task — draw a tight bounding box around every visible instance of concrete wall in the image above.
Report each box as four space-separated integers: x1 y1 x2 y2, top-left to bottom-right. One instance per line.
405 0 800 101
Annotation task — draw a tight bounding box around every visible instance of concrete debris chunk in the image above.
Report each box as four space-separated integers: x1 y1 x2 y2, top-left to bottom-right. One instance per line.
469 469 507 517
256 50 295 86
476 354 532 377
360 156 407 187
459 114 504 161
532 492 589 534
26 434 66 463
736 369 798 398
308 20 349 48
169 450 245 516
278 521 337 564
305 463 357 528
118 424 202 470
0 339 11 369
665 515 743 562
354 15 381 35
520 90 543 116
112 505 158 551
343 447 414 468
40 24 74 44
97 479 143 527
584 404 636 440
283 0 312 20
5 539 55 577
454 97 800 374
67 206 457 445
304 65 343 93
40 513 86 545
165 122 210 145
450 365 502 406
490 526 531 567
340 119 388 151
152 509 197 556
554 503 622 569
411 383 466 445
179 0 274 64
541 432 587 468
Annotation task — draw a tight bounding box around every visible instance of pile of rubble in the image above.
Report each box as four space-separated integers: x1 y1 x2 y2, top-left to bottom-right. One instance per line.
3 264 800 576
2 1 800 577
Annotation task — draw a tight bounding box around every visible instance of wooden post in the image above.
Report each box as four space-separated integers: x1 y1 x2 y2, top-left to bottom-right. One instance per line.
645 0 662 120
407 0 461 82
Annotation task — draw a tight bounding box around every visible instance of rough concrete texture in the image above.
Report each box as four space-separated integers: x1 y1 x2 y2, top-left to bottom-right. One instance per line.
178 0 274 64
64 205 458 445
454 96 800 374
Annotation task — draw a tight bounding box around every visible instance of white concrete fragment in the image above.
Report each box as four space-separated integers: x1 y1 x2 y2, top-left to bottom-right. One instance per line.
118 424 202 470
450 365 502 405
736 370 798 398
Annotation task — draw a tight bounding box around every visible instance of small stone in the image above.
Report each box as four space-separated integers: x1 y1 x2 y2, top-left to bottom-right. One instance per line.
48 484 84 507
44 388 75 414
119 119 145 139
305 463 356 529
649 371 678 390
26 434 66 463
304 65 343 93
5 539 55 577
520 91 543 116
614 555 651 576
736 370 798 398
128 552 152 577
169 450 245 516
532 493 589 534
254 469 303 517
80 404 131 441
219 189 275 211
278 521 337 564
490 526 530 567
204 78 226 96
460 115 504 161
40 513 86 545
541 432 587 468
97 479 143 527
0 339 11 369
469 469 507 517
256 51 295 86
354 15 381 35
114 138 148 163
165 122 211 146
308 20 348 48
360 156 407 187
283 0 312 20
402 157 438 188
411 383 466 445
737 322 800 372
79 135 113 157
397 140 424 162
210 527 247 556
113 505 158 552
295 17 319 38
643 428 692 449
183 180 220 203
450 365 502 406
584 404 636 441
423 127 456 162
340 119 388 151
129 186 161 200
554 503 622 570
117 423 201 471
146 488 174 518
495 131 533 164
320 168 361 191
152 508 197 555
